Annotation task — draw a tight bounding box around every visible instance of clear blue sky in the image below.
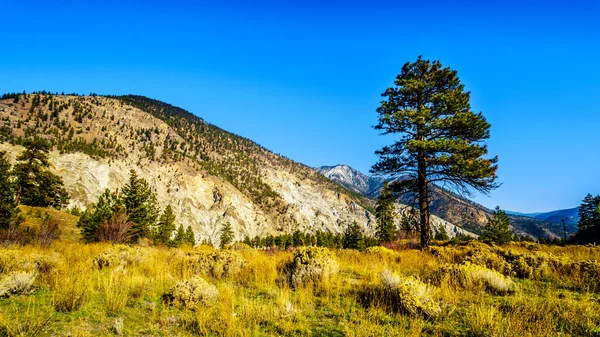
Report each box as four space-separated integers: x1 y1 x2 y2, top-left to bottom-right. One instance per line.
1 0 598 212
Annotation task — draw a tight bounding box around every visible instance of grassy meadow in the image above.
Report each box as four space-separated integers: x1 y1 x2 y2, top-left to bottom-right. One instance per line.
0 208 599 336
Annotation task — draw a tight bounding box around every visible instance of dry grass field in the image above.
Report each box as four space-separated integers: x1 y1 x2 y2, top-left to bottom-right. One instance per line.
0 210 599 336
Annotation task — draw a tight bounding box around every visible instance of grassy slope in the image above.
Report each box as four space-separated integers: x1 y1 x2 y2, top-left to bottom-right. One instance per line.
18 205 81 243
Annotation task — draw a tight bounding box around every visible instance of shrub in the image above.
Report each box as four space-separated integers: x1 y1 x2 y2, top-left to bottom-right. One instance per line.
93 245 147 269
365 246 400 262
36 216 61 247
378 269 441 318
96 212 134 244
177 250 244 279
0 250 21 274
163 276 218 309
0 272 37 297
431 262 515 295
280 247 339 288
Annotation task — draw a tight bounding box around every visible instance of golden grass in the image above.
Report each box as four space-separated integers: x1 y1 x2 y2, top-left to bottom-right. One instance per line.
0 237 598 336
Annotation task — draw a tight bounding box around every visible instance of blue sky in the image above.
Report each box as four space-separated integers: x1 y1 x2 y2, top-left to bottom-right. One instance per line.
1 0 598 212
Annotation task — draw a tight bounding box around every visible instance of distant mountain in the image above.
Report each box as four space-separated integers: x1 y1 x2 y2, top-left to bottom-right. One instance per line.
317 164 573 239
530 208 579 226
315 165 385 196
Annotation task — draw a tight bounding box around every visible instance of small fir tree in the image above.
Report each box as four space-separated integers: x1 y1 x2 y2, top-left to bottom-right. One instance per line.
434 226 449 241
343 221 365 251
77 189 122 242
482 206 513 245
219 222 234 248
375 181 395 243
185 226 196 246
173 224 186 247
155 205 176 245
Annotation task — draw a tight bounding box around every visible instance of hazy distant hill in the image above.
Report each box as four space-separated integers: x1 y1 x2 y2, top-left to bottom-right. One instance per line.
317 164 572 239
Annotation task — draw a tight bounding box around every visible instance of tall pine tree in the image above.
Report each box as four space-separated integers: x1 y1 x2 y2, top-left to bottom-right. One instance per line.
372 56 499 249
14 138 70 209
375 181 395 243
0 151 17 229
122 170 159 241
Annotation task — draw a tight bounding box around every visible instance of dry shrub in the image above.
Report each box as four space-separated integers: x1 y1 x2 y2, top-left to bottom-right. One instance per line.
431 262 515 295
430 242 553 281
93 245 147 269
280 246 339 288
176 250 244 279
365 246 401 263
36 216 61 247
377 269 441 318
163 276 219 309
0 271 37 297
96 212 134 244
0 216 29 246
0 249 21 274
0 250 61 286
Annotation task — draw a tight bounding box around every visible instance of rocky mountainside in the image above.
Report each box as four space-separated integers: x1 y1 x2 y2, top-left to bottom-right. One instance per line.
317 164 570 239
0 93 467 243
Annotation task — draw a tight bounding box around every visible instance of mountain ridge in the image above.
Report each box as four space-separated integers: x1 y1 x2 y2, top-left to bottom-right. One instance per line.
316 164 575 239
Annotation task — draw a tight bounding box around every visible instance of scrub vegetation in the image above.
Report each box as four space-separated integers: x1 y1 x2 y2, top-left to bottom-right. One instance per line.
0 210 599 336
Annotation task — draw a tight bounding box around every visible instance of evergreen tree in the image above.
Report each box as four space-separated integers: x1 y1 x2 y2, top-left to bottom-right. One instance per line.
434 225 449 241
375 181 395 243
399 213 417 238
185 226 196 246
219 222 234 248
77 189 122 242
481 206 513 245
155 205 176 245
173 224 186 247
0 151 17 229
372 57 499 249
14 138 70 209
575 193 600 244
343 221 365 251
577 194 600 232
122 170 159 241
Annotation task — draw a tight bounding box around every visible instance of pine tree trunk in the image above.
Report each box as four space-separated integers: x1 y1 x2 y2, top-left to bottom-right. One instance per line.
417 156 430 250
